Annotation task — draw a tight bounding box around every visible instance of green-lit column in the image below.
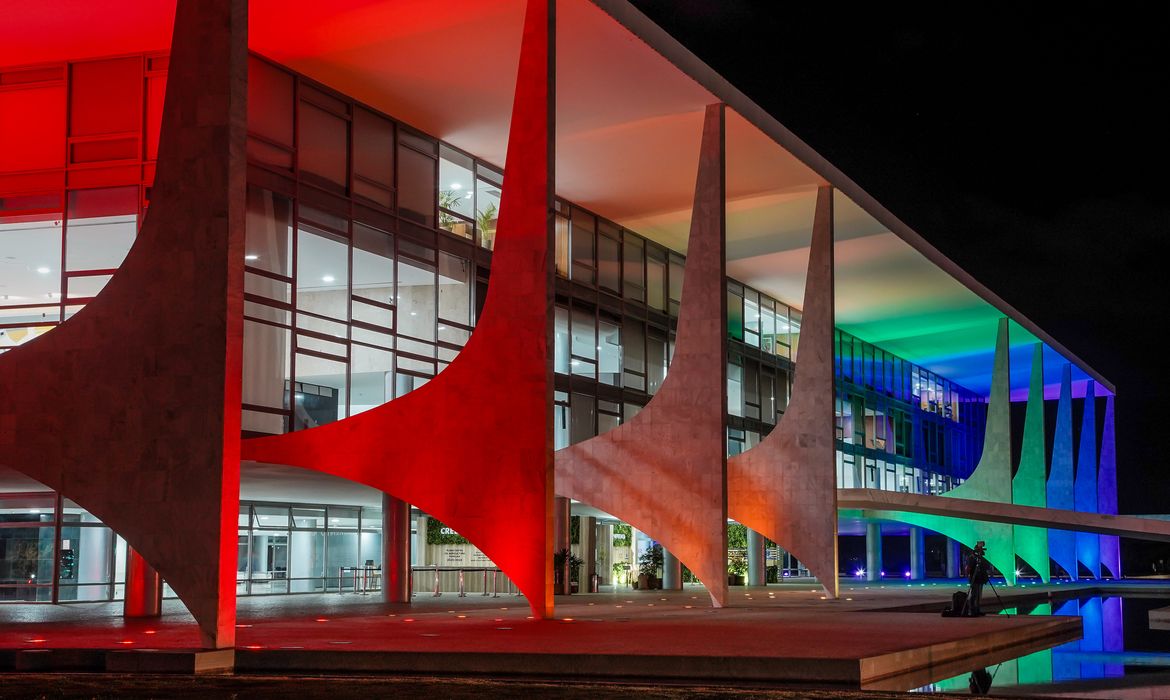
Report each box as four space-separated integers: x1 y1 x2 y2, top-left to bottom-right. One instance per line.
1013 344 1050 582
894 318 1017 584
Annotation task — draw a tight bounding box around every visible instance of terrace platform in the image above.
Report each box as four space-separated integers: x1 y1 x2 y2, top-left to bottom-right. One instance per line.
0 582 1091 690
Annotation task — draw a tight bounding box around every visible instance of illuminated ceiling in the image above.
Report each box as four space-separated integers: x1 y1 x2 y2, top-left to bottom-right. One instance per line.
0 0 1108 397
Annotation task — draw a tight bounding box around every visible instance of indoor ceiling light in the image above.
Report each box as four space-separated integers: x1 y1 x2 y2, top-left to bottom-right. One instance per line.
322 275 335 283
450 183 462 190
36 266 50 274
245 254 259 261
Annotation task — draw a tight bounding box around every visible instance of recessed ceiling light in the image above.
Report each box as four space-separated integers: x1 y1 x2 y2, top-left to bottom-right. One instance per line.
450 183 462 190
410 311 417 316
245 254 259 261
322 275 335 283
36 267 50 274
438 325 445 331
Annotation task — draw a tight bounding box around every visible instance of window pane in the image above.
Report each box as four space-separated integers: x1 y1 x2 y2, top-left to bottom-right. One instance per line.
622 234 644 302
727 286 744 341
65 187 138 272
352 222 394 305
646 245 666 311
437 252 471 325
647 332 666 394
476 177 501 250
245 186 292 278
247 57 294 147
439 146 474 218
622 319 645 391
598 316 621 386
554 305 569 374
598 227 620 293
0 210 62 310
668 253 684 317
570 208 595 284
554 212 569 278
242 318 290 411
298 102 347 188
353 107 394 205
397 144 435 227
397 257 436 341
296 224 349 321
728 360 744 417
293 357 346 428
570 393 595 445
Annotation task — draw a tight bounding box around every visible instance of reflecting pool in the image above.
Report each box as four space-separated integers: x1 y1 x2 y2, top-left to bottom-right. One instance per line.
917 594 1170 695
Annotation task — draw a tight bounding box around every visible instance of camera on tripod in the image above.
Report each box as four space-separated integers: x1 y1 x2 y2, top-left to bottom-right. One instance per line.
941 540 994 618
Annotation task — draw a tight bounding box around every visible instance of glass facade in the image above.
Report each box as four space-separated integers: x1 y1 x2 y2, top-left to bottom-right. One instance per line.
237 501 384 595
0 48 997 600
834 329 985 494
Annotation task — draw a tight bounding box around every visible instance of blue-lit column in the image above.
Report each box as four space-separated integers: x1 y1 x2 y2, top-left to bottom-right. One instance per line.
909 527 925 580
866 522 882 582
945 538 960 579
747 528 766 586
1075 381 1100 579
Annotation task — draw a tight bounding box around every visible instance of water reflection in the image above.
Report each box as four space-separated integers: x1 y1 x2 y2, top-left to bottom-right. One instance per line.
920 595 1170 694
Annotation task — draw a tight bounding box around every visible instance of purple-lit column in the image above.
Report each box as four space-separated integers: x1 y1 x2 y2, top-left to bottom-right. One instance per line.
1098 396 1121 578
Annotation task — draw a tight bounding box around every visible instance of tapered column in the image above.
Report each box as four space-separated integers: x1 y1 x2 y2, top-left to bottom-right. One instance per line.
728 185 838 597
1014 344 1050 582
381 494 410 603
662 549 682 590
123 548 163 618
0 0 247 648
747 529 766 586
1098 396 1121 578
242 0 556 618
1048 365 1077 579
555 103 729 607
554 496 571 594
866 523 882 582
909 527 925 580
1075 381 1100 579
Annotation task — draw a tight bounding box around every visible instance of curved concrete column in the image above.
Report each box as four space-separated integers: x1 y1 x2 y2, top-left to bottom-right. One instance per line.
1098 396 1121 578
555 103 729 607
0 0 245 648
727 185 838 598
1075 380 1100 579
1014 343 1050 581
242 0 556 618
892 319 1017 584
1048 364 1078 579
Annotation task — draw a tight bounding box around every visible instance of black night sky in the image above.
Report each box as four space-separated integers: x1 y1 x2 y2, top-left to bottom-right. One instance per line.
630 3 1169 520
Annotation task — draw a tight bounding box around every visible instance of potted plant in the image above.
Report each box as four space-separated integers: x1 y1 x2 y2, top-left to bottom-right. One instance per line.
728 552 747 586
554 548 585 594
638 543 664 590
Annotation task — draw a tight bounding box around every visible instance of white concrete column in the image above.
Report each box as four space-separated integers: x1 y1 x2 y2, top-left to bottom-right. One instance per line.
747 528 766 586
381 493 410 603
600 523 614 585
582 517 597 591
662 548 682 590
909 527 926 580
414 514 428 567
866 522 882 582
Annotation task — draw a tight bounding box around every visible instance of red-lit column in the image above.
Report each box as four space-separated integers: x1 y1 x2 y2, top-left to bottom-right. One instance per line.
381 494 411 603
123 548 163 618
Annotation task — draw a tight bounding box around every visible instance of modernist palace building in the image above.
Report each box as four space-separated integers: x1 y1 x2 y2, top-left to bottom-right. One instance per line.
0 0 1125 648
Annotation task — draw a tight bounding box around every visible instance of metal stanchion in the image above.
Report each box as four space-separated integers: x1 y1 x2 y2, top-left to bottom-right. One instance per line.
432 567 441 597
458 569 466 597
481 568 489 596
338 566 344 593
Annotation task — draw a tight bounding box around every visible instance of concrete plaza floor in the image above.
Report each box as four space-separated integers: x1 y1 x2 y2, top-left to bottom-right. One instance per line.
0 579 1115 690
